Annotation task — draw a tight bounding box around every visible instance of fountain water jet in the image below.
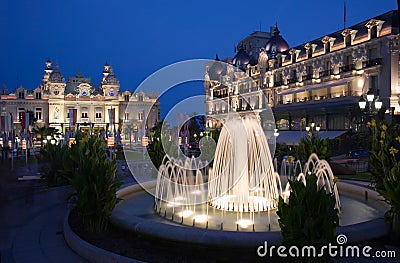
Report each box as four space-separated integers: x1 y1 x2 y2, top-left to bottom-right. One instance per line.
208 117 282 213
155 116 283 230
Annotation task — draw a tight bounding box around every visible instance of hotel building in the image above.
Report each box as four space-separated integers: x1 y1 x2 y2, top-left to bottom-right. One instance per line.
205 10 400 135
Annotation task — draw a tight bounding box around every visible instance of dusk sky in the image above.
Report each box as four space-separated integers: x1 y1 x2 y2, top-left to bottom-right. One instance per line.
0 0 397 117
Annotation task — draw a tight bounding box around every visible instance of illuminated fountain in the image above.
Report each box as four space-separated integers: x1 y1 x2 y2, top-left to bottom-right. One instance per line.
111 115 389 247
155 116 283 230
208 117 281 212
282 153 341 211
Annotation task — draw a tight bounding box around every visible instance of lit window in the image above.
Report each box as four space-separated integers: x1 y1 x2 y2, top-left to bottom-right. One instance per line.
95 108 102 118
18 108 24 121
81 107 88 118
35 108 42 120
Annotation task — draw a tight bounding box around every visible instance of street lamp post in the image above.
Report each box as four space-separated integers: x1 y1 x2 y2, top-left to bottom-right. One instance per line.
305 121 320 131
357 89 382 132
358 89 382 115
306 121 320 134
358 89 382 124
273 128 280 137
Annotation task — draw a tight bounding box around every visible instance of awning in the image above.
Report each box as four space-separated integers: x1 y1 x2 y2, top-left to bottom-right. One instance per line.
277 78 354 95
276 130 348 145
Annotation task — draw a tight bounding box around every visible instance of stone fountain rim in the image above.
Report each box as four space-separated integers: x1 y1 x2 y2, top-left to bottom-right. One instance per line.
111 180 390 248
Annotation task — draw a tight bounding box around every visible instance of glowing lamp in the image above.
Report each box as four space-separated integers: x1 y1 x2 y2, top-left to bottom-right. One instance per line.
374 96 382 110
358 97 366 110
366 90 374 102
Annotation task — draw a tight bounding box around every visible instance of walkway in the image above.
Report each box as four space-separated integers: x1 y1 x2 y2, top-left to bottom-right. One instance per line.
0 161 87 263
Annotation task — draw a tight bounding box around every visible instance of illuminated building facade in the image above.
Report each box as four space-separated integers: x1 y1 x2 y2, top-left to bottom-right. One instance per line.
205 10 400 132
0 61 160 142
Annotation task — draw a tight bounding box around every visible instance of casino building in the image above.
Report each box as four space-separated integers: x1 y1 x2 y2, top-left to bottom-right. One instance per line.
0 61 160 142
205 10 400 137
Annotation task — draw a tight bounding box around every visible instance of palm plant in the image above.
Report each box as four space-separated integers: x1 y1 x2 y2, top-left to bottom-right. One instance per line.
33 126 57 140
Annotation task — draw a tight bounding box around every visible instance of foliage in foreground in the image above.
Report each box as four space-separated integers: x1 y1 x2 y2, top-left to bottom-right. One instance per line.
66 135 121 232
369 120 400 241
296 133 329 163
277 174 339 262
40 143 69 186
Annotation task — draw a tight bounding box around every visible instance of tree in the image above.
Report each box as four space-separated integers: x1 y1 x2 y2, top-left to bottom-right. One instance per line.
33 126 57 140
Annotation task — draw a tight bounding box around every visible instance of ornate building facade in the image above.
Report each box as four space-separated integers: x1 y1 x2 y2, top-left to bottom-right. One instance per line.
0 61 160 142
205 10 400 132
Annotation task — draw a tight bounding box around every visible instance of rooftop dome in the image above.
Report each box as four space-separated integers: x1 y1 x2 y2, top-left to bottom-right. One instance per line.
208 54 227 80
232 47 251 69
48 64 65 83
265 25 289 59
249 56 258 66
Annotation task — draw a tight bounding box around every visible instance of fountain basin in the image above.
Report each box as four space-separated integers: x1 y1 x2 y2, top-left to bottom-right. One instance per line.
110 180 389 248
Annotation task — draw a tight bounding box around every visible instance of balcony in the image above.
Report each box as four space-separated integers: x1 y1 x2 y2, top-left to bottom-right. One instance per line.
213 93 228 99
339 64 355 73
274 81 284 87
319 69 333 78
363 58 382 68
302 74 313 81
287 77 298 84
250 86 259 92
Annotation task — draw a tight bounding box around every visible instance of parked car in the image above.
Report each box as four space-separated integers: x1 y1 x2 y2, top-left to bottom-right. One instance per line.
347 149 370 159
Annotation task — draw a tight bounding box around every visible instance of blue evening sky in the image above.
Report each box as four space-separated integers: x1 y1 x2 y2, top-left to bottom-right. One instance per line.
0 0 397 117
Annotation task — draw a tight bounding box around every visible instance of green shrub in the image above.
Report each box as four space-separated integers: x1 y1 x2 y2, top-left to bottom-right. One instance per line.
66 135 121 232
277 173 339 262
369 121 400 241
296 134 329 163
40 143 69 187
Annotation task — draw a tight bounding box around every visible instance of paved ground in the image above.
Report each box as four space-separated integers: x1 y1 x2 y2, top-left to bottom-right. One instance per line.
0 159 87 263
0 153 142 263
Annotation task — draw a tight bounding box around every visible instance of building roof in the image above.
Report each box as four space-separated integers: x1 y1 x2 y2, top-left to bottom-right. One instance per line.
280 10 398 59
265 25 289 58
48 64 65 83
232 47 252 69
64 81 102 95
